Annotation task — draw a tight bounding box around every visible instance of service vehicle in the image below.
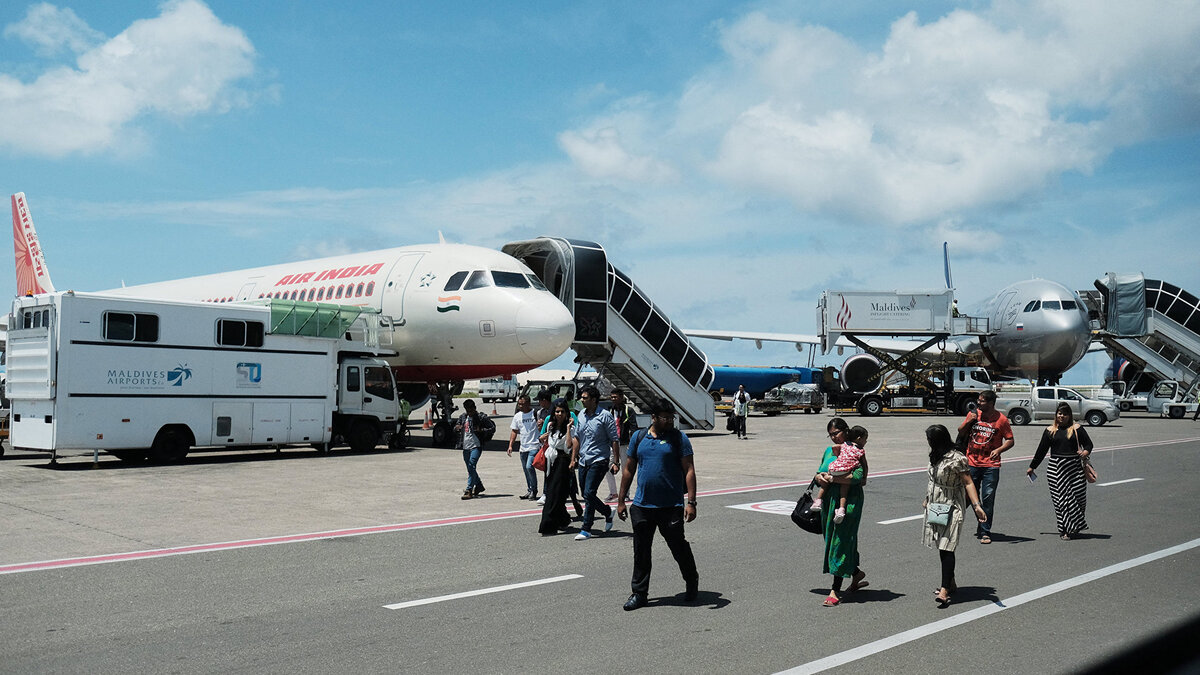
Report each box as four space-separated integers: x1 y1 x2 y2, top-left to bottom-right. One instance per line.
751 382 823 416
478 375 520 402
996 385 1120 427
6 292 402 463
826 359 994 417
1143 380 1200 418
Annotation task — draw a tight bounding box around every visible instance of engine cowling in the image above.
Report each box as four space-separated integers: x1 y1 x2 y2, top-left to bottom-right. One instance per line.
841 354 883 394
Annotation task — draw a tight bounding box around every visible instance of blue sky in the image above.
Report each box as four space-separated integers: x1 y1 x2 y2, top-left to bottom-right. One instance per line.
2 1 1198 383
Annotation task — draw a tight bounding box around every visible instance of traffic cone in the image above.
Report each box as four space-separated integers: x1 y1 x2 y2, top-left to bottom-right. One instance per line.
422 408 433 430
492 401 499 415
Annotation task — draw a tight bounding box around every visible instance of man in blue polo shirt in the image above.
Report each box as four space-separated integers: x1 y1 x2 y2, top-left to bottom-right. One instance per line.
616 398 699 611
570 385 620 540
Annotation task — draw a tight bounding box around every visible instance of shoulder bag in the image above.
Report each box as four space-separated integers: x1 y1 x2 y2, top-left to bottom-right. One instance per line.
790 479 823 535
925 465 954 526
531 442 548 472
1075 425 1098 483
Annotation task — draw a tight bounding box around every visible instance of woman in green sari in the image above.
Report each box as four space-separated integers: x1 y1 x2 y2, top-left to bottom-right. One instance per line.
815 417 867 607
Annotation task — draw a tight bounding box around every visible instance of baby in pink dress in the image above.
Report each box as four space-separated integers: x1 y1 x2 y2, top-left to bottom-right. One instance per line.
811 426 868 524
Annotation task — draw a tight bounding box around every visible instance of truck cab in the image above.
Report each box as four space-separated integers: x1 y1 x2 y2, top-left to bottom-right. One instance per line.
1146 380 1200 418
335 357 401 452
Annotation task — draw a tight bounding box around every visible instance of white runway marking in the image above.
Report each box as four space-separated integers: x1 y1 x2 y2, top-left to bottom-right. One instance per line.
878 514 924 525
727 500 796 515
384 574 583 610
1098 477 1144 487
775 537 1200 674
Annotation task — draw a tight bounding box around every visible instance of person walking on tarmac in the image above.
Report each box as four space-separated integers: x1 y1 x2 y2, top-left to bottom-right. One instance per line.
456 399 495 500
605 388 638 501
617 397 699 611
570 385 620 540
957 391 1014 544
732 384 750 440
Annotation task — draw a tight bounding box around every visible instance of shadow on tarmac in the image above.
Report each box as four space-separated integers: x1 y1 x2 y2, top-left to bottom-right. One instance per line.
643 590 731 610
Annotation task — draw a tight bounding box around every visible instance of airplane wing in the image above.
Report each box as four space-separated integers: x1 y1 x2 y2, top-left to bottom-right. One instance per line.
684 328 968 359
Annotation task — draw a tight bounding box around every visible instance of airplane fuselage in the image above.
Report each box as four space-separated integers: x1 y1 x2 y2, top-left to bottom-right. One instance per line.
103 243 576 383
975 278 1090 381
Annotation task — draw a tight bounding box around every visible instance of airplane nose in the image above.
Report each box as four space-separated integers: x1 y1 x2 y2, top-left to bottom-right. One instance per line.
516 298 575 364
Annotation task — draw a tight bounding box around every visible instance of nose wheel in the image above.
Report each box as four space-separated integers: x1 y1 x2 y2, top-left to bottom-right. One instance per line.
428 380 464 447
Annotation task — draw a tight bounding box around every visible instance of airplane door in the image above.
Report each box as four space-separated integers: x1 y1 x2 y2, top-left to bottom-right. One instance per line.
236 280 260 301
381 254 425 324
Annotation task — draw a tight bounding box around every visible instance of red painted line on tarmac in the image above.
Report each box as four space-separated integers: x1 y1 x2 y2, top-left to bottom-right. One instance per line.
5 437 1196 576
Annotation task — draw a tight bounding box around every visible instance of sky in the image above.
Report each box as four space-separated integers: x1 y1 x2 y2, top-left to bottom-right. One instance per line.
2 0 1198 384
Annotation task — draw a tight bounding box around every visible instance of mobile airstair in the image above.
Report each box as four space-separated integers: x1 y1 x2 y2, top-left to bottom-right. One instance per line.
502 238 715 430
1082 274 1200 395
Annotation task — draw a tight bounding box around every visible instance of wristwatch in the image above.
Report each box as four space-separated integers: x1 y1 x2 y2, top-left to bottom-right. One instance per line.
687 499 697 506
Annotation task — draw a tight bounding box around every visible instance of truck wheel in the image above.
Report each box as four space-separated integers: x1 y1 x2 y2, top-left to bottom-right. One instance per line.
859 397 883 417
1119 401 1132 412
348 419 380 453
1168 406 1185 419
958 397 977 416
1008 408 1031 426
150 429 190 463
1085 410 1106 426
432 420 454 447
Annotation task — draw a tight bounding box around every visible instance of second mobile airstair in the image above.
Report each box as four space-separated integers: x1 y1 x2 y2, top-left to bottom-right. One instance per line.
502 238 715 430
1082 274 1200 397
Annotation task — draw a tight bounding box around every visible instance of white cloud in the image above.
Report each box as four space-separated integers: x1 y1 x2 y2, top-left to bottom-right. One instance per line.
0 0 257 157
3 2 103 56
559 4 1200 227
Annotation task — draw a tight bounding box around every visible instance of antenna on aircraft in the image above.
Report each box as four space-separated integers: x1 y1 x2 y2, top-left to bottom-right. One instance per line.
942 242 954 289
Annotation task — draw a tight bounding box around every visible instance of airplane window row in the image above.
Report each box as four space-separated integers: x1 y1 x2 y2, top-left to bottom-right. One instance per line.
442 270 547 292
1022 299 1079 312
202 282 377 304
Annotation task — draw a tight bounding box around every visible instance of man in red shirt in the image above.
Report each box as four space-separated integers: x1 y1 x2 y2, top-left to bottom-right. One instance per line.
957 390 1014 544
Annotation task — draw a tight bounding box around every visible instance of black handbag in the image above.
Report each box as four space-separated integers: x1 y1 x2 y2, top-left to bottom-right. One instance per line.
790 480 823 534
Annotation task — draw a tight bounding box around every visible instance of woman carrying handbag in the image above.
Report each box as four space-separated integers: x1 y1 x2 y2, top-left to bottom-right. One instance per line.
1026 403 1093 540
923 425 987 608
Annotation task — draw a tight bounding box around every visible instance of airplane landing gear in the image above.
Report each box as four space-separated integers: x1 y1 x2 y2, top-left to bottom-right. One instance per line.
429 380 464 447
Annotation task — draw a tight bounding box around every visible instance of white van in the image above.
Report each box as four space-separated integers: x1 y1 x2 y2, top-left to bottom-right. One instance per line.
478 376 519 403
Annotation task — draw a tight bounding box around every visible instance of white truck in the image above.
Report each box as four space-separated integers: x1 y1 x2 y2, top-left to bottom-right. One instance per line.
1144 380 1199 418
996 385 1121 427
478 375 519 403
6 292 402 463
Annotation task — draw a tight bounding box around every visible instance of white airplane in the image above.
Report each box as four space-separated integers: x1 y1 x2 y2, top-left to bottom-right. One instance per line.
10 192 576 445
685 252 1091 386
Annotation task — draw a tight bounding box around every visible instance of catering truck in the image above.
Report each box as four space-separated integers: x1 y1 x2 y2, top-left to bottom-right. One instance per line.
1143 380 1199 418
826 361 993 416
5 292 402 463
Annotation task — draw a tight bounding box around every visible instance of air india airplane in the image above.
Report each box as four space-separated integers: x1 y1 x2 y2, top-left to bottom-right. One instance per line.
11 192 575 445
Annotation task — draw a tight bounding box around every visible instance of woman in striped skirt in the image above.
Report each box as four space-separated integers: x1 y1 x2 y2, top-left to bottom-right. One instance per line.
1026 403 1093 540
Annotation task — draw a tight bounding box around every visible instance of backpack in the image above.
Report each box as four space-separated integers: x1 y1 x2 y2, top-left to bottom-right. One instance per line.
476 413 496 443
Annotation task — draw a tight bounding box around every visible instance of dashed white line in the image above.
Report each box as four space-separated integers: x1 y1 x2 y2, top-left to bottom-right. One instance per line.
1098 477 1144 487
383 574 583 610
878 514 924 525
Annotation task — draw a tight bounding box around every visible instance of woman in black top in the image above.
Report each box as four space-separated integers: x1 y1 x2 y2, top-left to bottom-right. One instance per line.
1026 403 1093 540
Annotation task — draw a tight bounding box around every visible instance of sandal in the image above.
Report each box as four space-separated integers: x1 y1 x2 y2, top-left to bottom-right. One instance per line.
822 595 840 607
848 571 869 593
980 535 992 544
935 592 951 608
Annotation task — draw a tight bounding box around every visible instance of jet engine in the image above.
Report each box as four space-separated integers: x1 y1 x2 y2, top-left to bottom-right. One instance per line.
841 354 884 394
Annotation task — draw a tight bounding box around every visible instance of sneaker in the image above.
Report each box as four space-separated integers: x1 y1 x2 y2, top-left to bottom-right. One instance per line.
623 593 647 611
472 484 486 496
833 507 846 524
574 530 593 541
536 495 547 505
530 491 538 501
518 491 529 500
605 493 619 502
808 499 823 513
461 490 473 500
605 512 615 533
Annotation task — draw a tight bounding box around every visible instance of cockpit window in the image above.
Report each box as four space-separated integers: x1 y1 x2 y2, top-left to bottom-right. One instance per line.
444 271 468 292
492 271 530 288
1023 300 1040 312
1061 300 1077 310
526 274 548 291
464 270 493 290
1042 300 1061 310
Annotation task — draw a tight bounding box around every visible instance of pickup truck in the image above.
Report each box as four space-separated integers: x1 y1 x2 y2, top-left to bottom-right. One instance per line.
997 386 1121 427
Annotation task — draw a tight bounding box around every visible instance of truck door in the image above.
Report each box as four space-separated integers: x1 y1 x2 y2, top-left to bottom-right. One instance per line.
1058 388 1083 418
213 403 253 445
1149 381 1178 413
363 364 399 422
341 364 363 414
1035 387 1055 419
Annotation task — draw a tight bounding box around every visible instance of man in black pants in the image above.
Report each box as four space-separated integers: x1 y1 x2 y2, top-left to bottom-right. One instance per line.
616 398 699 611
